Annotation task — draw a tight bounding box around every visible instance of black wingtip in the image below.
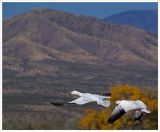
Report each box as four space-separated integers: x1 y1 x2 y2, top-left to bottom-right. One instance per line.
107 109 126 124
108 117 115 124
50 101 64 106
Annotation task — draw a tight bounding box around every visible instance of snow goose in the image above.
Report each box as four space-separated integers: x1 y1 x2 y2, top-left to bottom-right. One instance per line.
108 100 150 124
50 90 110 107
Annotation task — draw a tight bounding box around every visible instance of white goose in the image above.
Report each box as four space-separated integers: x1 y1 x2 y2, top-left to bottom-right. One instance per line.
108 100 150 124
50 90 110 107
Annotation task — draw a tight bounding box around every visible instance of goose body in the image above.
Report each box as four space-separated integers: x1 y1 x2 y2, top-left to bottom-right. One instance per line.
108 100 150 124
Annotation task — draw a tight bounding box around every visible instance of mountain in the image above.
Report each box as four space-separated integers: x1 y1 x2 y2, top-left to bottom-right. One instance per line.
3 8 157 93
104 10 158 34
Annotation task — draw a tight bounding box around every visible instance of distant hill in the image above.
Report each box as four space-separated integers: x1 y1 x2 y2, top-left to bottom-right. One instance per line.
3 8 157 92
104 10 158 33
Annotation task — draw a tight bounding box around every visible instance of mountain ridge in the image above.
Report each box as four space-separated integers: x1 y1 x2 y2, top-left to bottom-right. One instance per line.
104 9 158 33
3 9 156 66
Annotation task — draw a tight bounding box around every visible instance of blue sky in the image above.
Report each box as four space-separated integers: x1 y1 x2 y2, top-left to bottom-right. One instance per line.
3 2 158 19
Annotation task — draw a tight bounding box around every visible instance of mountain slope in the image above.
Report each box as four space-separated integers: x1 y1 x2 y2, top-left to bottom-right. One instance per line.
3 8 158 90
104 10 158 33
3 8 157 67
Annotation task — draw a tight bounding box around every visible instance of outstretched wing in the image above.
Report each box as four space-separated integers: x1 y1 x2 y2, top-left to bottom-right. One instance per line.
122 100 147 112
94 94 110 99
133 111 143 122
97 100 110 107
108 104 126 124
69 97 92 105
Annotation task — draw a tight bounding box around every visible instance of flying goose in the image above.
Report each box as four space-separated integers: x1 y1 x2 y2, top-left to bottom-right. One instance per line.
108 100 150 124
50 90 110 107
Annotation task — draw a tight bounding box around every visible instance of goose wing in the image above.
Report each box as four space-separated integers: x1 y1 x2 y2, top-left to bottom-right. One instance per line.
120 100 143 112
94 94 110 99
134 111 143 119
69 96 92 105
97 100 110 107
108 104 126 124
133 111 143 122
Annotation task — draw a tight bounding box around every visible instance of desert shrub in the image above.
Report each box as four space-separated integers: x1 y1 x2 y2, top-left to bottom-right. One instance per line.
79 84 158 130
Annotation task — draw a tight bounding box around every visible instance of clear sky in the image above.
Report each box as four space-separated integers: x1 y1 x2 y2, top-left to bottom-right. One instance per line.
3 2 158 19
